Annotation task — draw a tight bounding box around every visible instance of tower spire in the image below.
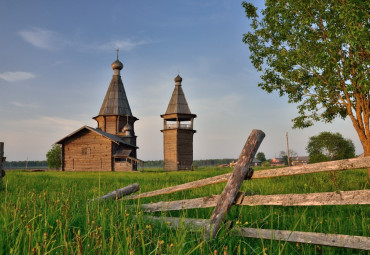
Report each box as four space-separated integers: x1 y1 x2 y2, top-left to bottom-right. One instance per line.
116 48 119 60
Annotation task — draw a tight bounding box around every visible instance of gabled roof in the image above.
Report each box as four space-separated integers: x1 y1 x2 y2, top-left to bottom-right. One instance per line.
54 125 137 148
165 75 192 115
99 75 132 116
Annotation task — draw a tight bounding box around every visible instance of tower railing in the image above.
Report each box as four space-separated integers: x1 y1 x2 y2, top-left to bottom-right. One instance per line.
165 123 192 130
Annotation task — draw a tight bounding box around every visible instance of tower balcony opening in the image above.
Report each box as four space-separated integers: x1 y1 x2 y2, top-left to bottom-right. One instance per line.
164 120 192 130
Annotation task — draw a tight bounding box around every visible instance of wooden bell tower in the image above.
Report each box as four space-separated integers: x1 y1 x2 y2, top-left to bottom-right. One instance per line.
161 75 196 171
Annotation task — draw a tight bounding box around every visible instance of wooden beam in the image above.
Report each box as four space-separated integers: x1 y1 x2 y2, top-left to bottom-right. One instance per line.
125 173 230 200
90 183 139 202
139 190 370 212
208 129 265 238
252 156 370 179
126 157 370 200
232 227 370 250
143 216 370 250
239 189 370 206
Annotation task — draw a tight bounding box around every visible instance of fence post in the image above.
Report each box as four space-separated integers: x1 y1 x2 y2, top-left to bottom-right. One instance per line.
0 142 5 183
207 129 265 239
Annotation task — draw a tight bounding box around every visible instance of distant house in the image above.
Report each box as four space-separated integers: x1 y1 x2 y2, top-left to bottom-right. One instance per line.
251 158 261 166
271 158 285 167
55 56 143 171
291 156 309 166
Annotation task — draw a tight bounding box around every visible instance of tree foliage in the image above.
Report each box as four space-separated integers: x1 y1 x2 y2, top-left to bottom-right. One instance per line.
306 131 355 163
46 145 61 169
256 152 266 162
242 1 370 160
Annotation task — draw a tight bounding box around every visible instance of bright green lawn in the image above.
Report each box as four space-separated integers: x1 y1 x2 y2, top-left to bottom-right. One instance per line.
0 167 369 254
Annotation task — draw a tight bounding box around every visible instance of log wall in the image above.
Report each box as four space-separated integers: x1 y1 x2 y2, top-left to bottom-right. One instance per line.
163 129 195 171
62 129 112 171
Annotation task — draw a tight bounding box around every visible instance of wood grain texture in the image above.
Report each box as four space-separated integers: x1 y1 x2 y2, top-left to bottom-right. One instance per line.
143 216 370 250
209 129 265 238
90 183 139 202
232 227 370 250
126 157 370 200
139 190 370 212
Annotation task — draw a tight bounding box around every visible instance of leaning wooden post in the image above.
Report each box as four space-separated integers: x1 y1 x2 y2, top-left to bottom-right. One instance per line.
208 129 265 239
89 183 140 203
0 142 5 183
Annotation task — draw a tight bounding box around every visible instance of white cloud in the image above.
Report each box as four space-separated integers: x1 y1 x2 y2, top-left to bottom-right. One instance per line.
0 71 36 82
11 101 39 108
18 27 67 50
96 39 150 51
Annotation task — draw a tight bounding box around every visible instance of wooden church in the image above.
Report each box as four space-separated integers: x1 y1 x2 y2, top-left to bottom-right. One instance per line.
55 55 142 171
161 75 196 170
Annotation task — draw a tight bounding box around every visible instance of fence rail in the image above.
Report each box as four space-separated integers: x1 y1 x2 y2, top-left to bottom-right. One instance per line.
106 130 370 250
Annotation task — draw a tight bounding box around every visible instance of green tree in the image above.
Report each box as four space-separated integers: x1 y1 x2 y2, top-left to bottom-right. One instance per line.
46 145 61 169
256 152 266 162
306 131 355 163
242 1 369 177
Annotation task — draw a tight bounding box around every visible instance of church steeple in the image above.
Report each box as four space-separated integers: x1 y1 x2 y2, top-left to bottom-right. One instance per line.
93 53 138 147
161 75 196 171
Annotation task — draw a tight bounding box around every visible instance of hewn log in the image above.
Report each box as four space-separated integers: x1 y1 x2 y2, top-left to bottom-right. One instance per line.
143 216 210 230
232 227 370 250
253 156 370 179
125 173 230 200
143 216 370 250
126 157 370 201
239 189 370 206
208 129 265 238
90 183 139 202
139 190 370 212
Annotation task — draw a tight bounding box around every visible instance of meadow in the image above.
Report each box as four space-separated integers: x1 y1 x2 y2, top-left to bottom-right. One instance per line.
0 167 369 254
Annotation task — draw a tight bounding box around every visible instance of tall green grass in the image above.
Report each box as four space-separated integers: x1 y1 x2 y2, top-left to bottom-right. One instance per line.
0 167 369 254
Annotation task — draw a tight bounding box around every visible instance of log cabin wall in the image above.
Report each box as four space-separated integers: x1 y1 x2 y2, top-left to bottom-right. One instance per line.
177 129 194 170
163 129 178 171
62 129 112 171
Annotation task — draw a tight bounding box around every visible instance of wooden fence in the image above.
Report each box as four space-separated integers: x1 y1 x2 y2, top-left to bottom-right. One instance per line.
96 130 370 250
0 142 5 183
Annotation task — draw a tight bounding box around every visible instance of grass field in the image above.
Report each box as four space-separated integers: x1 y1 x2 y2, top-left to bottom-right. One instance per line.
0 167 369 254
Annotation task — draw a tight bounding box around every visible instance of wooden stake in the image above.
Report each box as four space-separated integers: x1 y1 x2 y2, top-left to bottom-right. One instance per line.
0 142 4 179
89 183 139 202
208 129 265 238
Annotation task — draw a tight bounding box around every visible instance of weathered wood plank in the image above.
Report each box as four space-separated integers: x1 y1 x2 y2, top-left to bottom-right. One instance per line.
126 157 370 200
232 227 370 250
139 190 370 212
143 216 210 230
90 183 139 202
253 156 370 179
143 216 370 250
125 174 230 200
209 129 265 238
239 189 370 206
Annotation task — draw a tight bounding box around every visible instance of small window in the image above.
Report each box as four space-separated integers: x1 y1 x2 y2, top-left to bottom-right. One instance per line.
81 147 90 155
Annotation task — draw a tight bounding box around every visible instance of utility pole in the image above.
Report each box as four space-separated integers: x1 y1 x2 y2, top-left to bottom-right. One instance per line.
286 132 290 166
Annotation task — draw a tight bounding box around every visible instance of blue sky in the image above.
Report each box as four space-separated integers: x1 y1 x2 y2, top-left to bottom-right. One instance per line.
0 0 360 161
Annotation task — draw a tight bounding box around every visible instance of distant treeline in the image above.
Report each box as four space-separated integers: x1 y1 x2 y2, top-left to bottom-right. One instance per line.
4 159 237 169
3 161 48 169
144 159 237 168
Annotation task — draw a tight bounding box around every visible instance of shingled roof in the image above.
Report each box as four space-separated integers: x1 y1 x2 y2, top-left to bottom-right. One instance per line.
165 75 192 115
55 126 137 148
99 74 132 116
